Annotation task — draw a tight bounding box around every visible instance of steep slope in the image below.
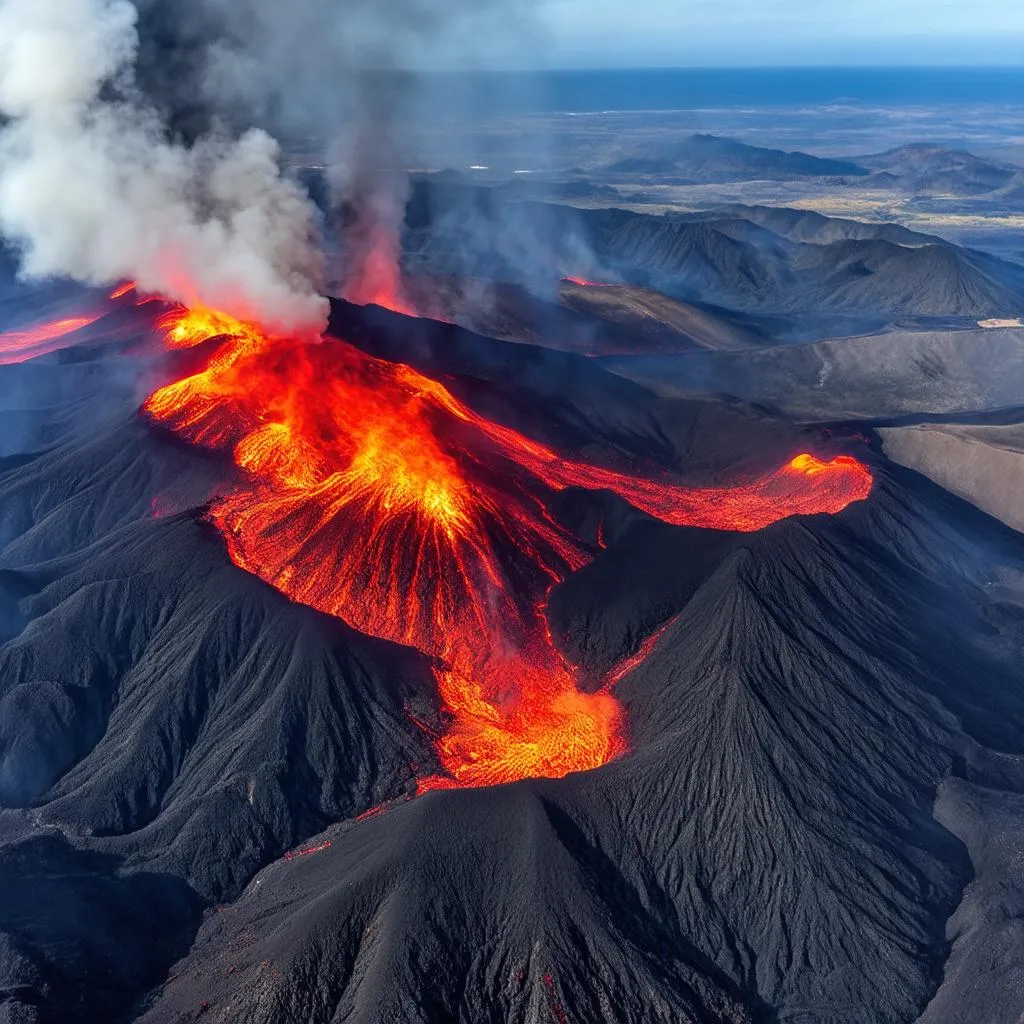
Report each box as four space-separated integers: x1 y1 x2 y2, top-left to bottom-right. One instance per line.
0 298 824 1021
395 275 735 355
793 240 1024 316
700 205 943 247
879 423 1024 534
557 280 764 351
599 326 1024 422
141 466 1024 1024
919 775 1024 1024
403 183 1024 319
858 144 1018 195
3 295 1024 1024
988 169 1024 202
0 397 437 1021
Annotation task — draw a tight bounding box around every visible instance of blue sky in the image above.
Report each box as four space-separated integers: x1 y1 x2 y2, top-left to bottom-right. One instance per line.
537 0 1024 66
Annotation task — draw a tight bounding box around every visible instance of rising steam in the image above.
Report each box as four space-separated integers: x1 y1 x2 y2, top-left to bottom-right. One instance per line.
0 0 328 332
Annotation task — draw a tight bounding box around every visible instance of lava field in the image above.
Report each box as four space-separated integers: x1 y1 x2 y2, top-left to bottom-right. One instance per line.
0 285 1021 1023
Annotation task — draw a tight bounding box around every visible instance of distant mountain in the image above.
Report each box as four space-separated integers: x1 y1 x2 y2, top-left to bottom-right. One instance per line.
404 183 1024 322
858 144 1019 195
695 204 945 247
590 212 1024 317
791 238 1024 316
602 134 869 182
988 169 1024 202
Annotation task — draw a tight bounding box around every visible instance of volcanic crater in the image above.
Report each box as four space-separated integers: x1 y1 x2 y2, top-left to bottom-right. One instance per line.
0 286 1022 1024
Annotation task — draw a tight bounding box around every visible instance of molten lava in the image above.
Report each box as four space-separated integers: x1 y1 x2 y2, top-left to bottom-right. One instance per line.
0 314 100 364
561 276 609 288
0 284 157 365
143 304 872 790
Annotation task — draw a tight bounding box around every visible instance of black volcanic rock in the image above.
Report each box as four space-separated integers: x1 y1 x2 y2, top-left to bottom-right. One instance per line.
403 183 1024 320
0 298 820 1021
139 465 1024 1024
2 296 1024 1024
138 786 758 1024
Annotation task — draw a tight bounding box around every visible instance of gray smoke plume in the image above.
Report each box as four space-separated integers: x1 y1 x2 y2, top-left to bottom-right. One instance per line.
0 0 544 329
123 0 540 310
0 0 330 332
0 0 542 331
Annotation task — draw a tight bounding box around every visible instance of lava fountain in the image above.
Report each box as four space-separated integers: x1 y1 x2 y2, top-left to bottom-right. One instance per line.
143 304 873 790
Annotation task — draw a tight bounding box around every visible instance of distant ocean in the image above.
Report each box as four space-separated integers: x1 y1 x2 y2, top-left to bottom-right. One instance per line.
420 67 1024 116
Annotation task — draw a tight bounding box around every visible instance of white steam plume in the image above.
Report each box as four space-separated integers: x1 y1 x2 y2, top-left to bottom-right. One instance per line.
0 0 328 332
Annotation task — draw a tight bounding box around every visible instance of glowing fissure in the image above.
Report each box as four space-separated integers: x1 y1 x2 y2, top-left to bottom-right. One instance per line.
143 304 873 790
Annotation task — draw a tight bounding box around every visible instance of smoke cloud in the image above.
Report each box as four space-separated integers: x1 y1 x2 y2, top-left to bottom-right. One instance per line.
0 0 542 332
0 0 327 332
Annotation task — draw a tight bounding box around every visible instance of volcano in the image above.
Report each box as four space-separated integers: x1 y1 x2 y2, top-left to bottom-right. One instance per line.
0 286 1023 1024
141 299 868 791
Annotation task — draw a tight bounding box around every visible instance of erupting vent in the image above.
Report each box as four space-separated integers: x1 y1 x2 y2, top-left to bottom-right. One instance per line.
143 303 873 790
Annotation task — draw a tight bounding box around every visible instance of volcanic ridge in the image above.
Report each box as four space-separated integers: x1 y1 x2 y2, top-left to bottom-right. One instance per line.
0 282 1022 1024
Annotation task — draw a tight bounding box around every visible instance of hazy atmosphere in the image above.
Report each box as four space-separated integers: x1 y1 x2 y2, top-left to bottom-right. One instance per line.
541 0 1024 65
2 2 1024 1023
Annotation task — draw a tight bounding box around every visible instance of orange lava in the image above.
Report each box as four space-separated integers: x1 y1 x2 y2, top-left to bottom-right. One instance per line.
0 315 100 364
282 840 332 862
144 305 873 790
0 284 158 365
561 276 609 287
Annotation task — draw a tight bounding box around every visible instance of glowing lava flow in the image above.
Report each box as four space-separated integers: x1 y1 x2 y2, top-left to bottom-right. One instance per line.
0 314 101 364
0 284 154 364
561 276 610 288
144 305 872 790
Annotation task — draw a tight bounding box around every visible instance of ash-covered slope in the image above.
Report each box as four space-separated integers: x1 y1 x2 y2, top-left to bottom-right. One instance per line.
599 325 1024 422
0 298 813 1022
395 274 731 355
878 422 1024 535
600 321 1024 537
988 169 1024 202
701 204 944 247
0 378 437 1022
141 465 1024 1024
403 183 1024 321
3 297 1024 1024
556 280 764 351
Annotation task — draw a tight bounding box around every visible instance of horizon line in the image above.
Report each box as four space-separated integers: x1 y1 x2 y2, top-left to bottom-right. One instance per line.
393 63 1024 75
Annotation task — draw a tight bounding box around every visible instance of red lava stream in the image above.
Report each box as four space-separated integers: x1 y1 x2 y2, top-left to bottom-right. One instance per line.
135 301 874 792
0 314 102 364
0 296 874 791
